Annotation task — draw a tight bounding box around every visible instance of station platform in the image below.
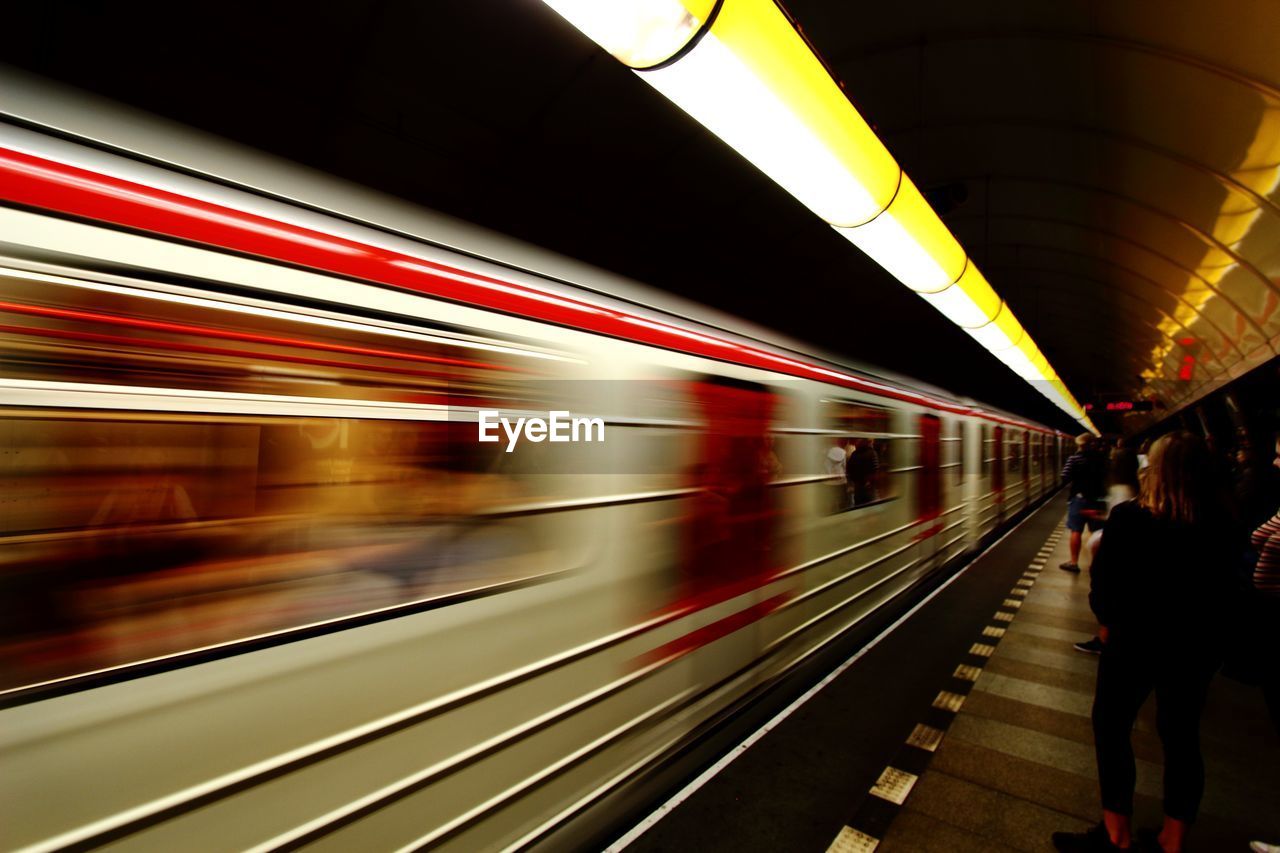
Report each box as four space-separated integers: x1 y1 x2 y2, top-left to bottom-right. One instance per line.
611 496 1280 852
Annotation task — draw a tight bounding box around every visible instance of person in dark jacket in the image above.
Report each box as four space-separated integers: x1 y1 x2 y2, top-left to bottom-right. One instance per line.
1061 433 1108 573
1052 431 1239 853
846 437 880 506
1246 433 1280 853
1108 437 1140 505
1236 439 1280 533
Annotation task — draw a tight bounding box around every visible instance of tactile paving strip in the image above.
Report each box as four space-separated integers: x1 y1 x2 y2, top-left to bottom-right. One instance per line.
825 516 1064 852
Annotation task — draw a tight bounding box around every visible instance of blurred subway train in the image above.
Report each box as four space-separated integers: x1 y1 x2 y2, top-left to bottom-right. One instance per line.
0 74 1066 852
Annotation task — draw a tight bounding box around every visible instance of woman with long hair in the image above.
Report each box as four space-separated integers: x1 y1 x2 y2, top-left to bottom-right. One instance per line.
1053 431 1240 853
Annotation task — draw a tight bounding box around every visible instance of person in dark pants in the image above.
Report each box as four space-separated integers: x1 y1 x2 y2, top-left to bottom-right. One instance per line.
1052 432 1239 853
1072 438 1144 656
1061 433 1108 573
1247 432 1280 853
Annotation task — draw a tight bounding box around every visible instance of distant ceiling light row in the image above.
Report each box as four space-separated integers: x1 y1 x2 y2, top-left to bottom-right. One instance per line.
541 0 1096 431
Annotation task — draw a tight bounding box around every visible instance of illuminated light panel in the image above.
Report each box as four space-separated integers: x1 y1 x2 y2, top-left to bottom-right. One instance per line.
965 303 1026 353
539 0 1094 431
918 264 1002 328
541 0 715 68
639 31 887 226
835 176 966 292
633 0 901 226
993 345 1043 381
706 0 902 224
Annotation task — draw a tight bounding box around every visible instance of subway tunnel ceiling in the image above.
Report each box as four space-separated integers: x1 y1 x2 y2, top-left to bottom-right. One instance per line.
6 1 1280 433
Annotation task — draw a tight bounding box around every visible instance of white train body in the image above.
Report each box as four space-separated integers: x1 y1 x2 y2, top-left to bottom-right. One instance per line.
0 79 1064 852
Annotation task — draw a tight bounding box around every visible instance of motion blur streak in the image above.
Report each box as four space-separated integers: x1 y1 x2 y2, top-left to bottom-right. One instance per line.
0 144 1046 419
0 112 1067 853
0 299 518 372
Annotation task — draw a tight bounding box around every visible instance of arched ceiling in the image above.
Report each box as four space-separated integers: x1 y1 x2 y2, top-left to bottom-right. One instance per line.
4 0 1279 431
788 0 1280 426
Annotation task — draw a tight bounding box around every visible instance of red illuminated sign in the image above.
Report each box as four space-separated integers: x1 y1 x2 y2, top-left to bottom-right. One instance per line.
1085 400 1154 412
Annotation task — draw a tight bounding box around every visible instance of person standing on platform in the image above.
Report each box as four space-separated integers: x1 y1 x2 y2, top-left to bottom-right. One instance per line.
1236 438 1280 533
1052 432 1239 853
1250 432 1280 721
1247 432 1280 853
1108 437 1140 508
1060 433 1107 573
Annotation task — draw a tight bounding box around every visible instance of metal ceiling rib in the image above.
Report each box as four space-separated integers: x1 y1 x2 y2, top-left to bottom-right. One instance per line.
988 244 1253 372
976 217 1275 399
992 263 1243 370
977 176 1280 304
799 4 1280 418
951 211 1271 352
962 214 1274 348
885 119 1280 234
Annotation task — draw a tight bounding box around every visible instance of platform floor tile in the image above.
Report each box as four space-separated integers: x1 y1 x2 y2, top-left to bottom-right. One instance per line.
876 524 1280 852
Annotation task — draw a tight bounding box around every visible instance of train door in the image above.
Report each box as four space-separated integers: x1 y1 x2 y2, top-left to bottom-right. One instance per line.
964 418 982 548
917 414 942 565
1021 431 1031 506
666 375 784 687
1029 433 1039 499
679 376 779 604
918 414 942 523
916 412 947 563
992 425 1005 519
1037 434 1047 496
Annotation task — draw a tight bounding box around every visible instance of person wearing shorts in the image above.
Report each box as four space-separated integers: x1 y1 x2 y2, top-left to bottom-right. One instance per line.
1062 433 1107 573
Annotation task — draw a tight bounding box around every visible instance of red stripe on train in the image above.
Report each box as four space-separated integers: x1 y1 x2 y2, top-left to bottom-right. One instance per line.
639 592 794 669
0 146 1054 433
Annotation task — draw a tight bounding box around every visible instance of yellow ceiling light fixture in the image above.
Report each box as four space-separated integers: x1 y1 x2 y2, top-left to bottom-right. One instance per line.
918 263 1002 329
835 174 967 291
541 0 719 68
540 0 1096 431
635 0 899 225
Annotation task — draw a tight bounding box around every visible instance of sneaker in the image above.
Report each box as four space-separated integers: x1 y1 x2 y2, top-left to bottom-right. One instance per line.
1074 637 1105 654
1059 561 1081 573
1052 823 1129 851
1251 842 1280 853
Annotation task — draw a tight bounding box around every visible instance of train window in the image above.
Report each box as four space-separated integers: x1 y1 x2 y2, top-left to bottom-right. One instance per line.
0 272 601 691
0 413 570 691
954 421 966 486
0 270 564 411
1008 432 1023 474
824 401 897 513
